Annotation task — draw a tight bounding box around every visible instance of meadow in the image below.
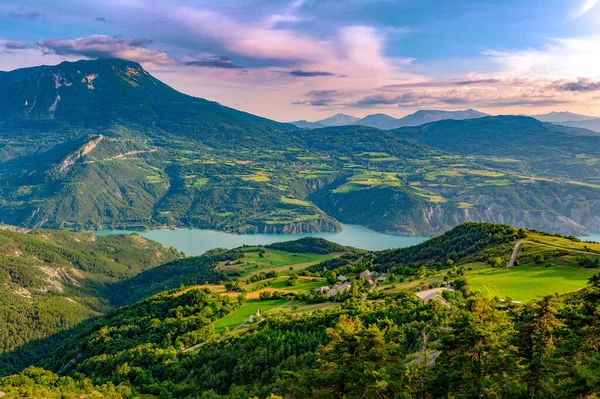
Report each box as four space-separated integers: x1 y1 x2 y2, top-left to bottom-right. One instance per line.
468 264 597 302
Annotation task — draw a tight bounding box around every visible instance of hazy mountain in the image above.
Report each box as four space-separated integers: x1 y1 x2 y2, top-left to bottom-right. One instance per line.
290 119 326 129
545 119 600 133
531 111 598 123
395 109 488 126
319 113 360 126
353 113 400 129
392 115 600 157
352 109 487 130
290 113 358 129
293 109 487 130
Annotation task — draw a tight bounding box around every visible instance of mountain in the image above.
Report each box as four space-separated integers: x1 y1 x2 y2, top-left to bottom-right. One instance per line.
0 59 598 237
318 113 360 126
392 115 600 157
0 228 180 374
290 113 358 129
531 111 598 123
545 118 600 133
394 108 488 127
2 223 599 398
530 112 600 133
289 119 326 129
353 109 487 130
0 65 51 90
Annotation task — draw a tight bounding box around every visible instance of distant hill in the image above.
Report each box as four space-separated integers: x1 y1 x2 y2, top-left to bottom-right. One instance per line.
531 112 600 133
290 113 359 129
531 111 598 123
355 109 488 130
547 119 600 133
392 115 600 157
319 113 360 126
0 228 180 374
290 119 326 129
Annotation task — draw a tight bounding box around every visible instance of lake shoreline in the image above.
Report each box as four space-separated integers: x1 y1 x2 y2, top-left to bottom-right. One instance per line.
93 224 430 255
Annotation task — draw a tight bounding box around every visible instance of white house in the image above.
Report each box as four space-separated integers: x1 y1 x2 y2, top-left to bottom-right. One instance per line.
359 270 373 279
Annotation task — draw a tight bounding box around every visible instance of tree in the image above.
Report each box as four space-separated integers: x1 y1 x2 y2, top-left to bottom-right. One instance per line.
534 254 544 264
288 273 299 286
288 316 408 398
431 296 520 398
516 295 563 397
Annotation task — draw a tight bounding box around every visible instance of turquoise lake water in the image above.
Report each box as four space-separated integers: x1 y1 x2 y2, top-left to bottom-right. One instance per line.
95 224 429 255
94 226 600 256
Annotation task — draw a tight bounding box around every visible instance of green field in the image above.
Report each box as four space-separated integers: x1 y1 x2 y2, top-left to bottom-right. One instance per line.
268 276 328 292
212 298 288 333
216 249 334 277
469 264 597 302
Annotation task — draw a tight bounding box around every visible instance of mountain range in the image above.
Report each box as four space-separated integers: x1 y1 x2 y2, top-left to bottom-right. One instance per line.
0 58 599 237
291 109 489 130
292 109 600 133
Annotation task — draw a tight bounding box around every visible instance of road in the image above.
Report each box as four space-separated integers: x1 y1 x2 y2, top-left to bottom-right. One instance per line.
508 240 600 267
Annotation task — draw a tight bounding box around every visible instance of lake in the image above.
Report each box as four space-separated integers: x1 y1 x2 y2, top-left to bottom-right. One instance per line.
95 224 429 255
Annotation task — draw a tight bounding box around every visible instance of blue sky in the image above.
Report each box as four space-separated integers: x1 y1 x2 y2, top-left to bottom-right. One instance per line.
1 0 599 120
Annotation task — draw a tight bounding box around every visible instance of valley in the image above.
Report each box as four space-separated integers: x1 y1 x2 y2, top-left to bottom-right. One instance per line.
0 59 598 237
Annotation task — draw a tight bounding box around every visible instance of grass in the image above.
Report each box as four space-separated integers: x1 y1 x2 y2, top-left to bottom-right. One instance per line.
145 174 163 184
217 249 334 276
425 170 463 181
469 264 597 302
468 170 505 177
527 232 600 253
187 177 209 188
280 196 311 206
277 301 341 313
242 175 270 182
268 276 328 292
213 298 288 333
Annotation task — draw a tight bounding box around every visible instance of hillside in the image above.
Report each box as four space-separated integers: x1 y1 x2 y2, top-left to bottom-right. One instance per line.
0 228 180 374
354 109 487 129
0 223 598 398
0 59 598 236
110 237 351 306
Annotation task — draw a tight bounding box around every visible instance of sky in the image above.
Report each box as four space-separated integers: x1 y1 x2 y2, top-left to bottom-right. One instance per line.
1 0 600 122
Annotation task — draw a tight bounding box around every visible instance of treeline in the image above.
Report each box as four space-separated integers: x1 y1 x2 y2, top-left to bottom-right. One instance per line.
266 238 351 255
376 222 524 267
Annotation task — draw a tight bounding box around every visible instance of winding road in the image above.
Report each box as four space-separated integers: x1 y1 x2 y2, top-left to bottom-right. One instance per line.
508 240 600 267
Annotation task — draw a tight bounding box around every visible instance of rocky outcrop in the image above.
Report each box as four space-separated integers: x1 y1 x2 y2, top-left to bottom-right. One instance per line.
248 218 342 234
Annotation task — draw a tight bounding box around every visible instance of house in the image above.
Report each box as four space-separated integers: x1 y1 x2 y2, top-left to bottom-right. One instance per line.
327 282 351 297
359 270 373 279
248 314 255 323
367 279 374 285
337 275 347 282
415 287 453 307
375 276 386 283
317 286 330 294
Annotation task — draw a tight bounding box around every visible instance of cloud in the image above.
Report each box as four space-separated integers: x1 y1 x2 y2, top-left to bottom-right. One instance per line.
553 78 600 92
573 0 600 18
9 10 43 19
37 35 175 65
287 70 335 77
94 17 108 23
183 56 241 69
292 89 346 106
0 40 31 50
